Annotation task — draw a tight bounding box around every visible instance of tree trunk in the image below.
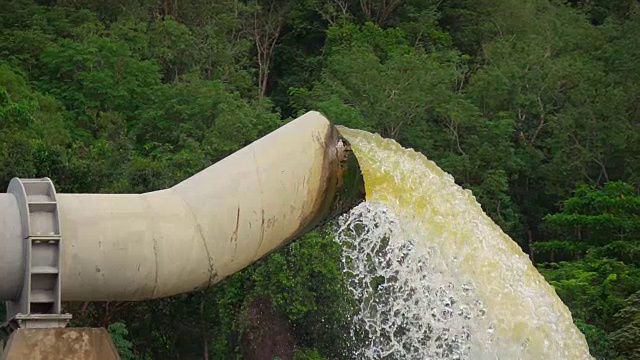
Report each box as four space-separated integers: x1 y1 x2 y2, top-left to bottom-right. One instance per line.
251 1 286 99
528 229 535 264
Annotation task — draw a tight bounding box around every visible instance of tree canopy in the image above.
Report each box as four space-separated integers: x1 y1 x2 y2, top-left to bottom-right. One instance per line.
1 0 639 358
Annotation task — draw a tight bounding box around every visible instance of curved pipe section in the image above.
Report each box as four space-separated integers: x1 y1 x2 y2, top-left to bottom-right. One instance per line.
0 111 365 302
0 194 22 301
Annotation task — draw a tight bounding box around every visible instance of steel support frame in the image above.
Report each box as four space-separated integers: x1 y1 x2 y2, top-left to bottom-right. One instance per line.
2 178 71 335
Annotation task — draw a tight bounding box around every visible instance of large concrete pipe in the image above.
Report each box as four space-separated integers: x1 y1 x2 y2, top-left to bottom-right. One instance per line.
0 111 364 308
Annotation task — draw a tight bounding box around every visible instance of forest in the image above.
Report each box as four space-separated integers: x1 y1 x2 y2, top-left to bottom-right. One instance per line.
0 0 639 358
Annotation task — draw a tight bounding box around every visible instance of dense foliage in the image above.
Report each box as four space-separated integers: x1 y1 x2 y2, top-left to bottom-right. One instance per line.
1 0 639 358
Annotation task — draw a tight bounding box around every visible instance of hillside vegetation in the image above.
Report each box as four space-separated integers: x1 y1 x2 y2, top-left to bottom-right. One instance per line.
1 0 639 358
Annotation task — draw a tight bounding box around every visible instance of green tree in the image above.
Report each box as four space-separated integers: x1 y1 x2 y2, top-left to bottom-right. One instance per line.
134 77 281 163
464 3 637 253
609 291 640 359
108 322 137 360
539 257 639 358
36 35 161 131
538 182 640 358
537 182 640 264
0 64 71 189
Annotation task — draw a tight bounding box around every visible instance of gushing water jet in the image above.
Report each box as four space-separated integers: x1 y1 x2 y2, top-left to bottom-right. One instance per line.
336 127 593 359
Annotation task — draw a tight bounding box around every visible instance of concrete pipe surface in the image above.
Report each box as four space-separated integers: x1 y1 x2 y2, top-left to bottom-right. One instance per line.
0 111 365 302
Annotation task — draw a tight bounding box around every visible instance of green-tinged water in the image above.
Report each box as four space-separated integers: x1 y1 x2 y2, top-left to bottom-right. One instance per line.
336 128 593 359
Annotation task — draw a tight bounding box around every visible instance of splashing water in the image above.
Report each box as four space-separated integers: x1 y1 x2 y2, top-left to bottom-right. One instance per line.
336 127 593 359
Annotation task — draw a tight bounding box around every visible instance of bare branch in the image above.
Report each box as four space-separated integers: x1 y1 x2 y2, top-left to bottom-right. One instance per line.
444 116 466 156
250 0 287 98
360 0 404 25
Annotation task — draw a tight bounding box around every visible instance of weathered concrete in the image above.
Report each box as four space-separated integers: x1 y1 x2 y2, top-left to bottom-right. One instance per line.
0 111 365 302
1 328 120 360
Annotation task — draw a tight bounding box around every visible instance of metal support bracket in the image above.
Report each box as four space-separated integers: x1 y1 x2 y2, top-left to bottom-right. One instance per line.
2 178 71 335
